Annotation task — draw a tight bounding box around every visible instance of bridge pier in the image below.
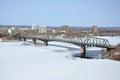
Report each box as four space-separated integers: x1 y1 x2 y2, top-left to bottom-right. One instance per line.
18 37 22 41
32 38 36 44
23 37 26 41
43 41 48 46
80 46 86 58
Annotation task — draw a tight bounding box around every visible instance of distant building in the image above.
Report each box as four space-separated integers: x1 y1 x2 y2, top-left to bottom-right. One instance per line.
32 24 37 30
8 27 16 35
60 25 70 34
52 29 57 34
39 25 47 34
92 25 98 33
80 30 91 33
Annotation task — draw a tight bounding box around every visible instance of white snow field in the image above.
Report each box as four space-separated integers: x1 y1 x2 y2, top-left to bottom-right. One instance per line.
0 36 120 80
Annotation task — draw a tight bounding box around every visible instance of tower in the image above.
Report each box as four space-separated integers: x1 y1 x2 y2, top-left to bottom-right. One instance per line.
92 25 98 33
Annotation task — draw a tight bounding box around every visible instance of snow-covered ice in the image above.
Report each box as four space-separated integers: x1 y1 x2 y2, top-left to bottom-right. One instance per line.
0 36 120 80
95 36 120 46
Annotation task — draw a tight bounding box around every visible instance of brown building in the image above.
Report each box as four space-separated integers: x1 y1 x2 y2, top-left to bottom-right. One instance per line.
92 25 98 33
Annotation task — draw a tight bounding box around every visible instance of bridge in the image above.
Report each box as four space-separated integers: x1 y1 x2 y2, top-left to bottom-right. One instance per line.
15 34 115 58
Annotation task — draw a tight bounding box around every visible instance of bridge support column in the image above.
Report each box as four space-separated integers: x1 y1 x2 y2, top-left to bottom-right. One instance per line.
23 37 26 41
80 46 86 58
43 41 48 46
18 37 22 41
32 38 36 44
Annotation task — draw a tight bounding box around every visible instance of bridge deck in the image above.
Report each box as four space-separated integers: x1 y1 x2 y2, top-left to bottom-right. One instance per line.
16 34 114 48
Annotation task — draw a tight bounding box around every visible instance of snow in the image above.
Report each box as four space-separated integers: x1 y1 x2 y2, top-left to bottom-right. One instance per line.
0 36 120 80
95 36 120 46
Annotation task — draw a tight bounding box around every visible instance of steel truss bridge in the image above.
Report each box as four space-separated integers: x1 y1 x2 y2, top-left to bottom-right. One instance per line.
15 34 115 58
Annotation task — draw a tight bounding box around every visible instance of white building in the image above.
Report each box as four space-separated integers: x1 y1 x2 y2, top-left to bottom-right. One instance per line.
31 24 37 30
8 27 16 35
39 25 47 34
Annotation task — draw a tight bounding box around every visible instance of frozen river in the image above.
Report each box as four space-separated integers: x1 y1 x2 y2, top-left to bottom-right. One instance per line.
0 36 120 80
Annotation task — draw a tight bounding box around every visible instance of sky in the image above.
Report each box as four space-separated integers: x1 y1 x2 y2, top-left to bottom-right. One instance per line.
0 0 120 27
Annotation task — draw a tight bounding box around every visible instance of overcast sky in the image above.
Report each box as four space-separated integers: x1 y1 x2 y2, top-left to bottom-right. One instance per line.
0 0 120 27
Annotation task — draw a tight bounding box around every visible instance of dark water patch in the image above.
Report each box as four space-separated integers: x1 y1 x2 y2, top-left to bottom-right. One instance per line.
72 53 81 57
72 53 93 59
71 49 104 59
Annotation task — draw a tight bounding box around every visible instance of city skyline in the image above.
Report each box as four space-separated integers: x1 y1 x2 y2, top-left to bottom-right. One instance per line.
0 0 120 27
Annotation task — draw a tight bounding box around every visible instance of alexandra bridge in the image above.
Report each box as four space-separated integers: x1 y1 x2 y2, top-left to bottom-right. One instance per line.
15 34 115 58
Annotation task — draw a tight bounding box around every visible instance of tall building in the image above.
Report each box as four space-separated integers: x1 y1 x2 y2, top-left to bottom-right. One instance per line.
92 25 98 33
